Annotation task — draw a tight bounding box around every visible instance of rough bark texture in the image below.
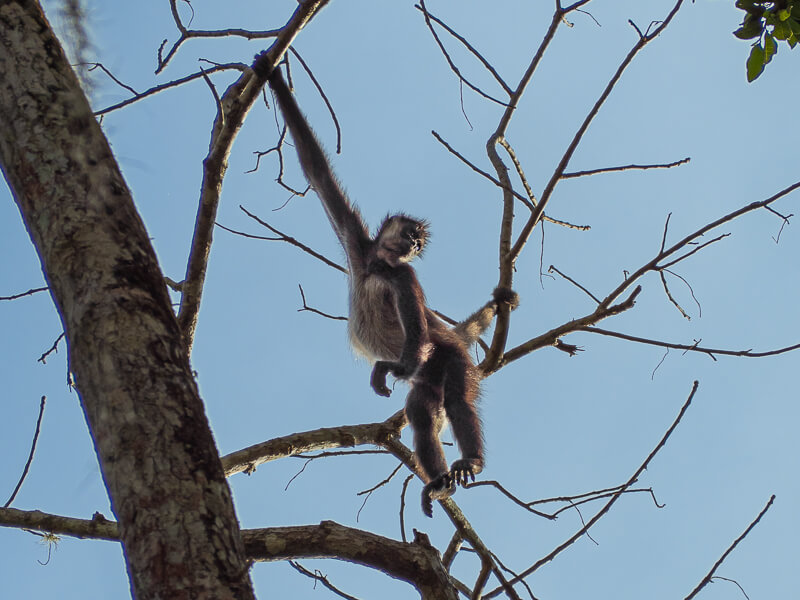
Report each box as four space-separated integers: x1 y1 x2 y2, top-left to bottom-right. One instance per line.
0 2 256 598
244 522 459 600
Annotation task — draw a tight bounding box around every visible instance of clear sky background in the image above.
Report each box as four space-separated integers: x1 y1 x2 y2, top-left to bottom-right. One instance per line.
1 0 798 598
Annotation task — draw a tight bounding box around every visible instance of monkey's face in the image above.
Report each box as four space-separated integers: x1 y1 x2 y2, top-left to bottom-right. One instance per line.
376 214 429 265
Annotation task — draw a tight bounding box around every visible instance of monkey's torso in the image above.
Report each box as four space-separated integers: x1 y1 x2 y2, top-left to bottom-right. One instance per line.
348 272 408 362
348 266 463 368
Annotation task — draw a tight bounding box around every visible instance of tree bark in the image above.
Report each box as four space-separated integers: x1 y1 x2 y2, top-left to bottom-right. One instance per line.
0 2 256 598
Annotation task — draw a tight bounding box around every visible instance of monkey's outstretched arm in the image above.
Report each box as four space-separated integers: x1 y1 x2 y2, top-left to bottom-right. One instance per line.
266 68 370 268
453 287 519 345
371 269 429 397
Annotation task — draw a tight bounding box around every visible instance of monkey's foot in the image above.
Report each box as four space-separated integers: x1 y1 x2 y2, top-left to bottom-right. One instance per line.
449 458 484 487
421 475 456 518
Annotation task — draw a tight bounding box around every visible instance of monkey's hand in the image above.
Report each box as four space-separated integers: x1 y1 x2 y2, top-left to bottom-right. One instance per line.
371 361 401 397
421 474 456 518
449 457 484 487
493 287 520 312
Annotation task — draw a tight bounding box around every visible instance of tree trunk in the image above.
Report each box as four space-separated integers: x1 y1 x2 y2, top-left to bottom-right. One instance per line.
0 2 256 598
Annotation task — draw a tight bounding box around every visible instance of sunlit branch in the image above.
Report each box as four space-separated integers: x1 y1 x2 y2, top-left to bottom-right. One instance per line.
485 380 699 598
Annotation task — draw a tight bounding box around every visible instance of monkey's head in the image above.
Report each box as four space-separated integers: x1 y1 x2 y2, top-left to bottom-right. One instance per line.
375 214 430 266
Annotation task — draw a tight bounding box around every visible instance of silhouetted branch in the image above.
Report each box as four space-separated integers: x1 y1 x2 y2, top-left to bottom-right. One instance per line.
4 397 46 507
561 157 690 179
684 495 775 600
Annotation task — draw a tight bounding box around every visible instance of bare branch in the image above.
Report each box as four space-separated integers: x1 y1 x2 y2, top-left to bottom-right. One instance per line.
414 3 511 96
431 131 589 229
246 522 459 600
485 380 699 597
684 495 776 600
548 265 601 304
37 332 65 364
298 285 348 321
399 474 414 543
177 0 331 354
509 1 688 266
601 179 800 309
0 286 48 301
582 327 800 359
356 463 404 521
289 561 361 600
95 64 248 116
236 205 347 273
417 0 510 105
5 397 46 507
497 286 642 370
287 48 343 154
561 156 690 179
0 509 457 600
221 410 406 476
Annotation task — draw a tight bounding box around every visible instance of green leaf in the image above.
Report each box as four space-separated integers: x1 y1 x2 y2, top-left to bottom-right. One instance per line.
789 33 798 48
773 19 792 39
747 44 766 82
764 33 777 63
734 19 764 39
789 17 800 35
779 9 791 21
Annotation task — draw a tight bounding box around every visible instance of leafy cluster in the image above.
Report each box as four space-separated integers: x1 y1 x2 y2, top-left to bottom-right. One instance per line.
734 0 800 81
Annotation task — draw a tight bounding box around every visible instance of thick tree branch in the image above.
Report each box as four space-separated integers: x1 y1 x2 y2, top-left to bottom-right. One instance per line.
0 3 255 597
222 410 406 476
177 0 330 353
0 509 457 600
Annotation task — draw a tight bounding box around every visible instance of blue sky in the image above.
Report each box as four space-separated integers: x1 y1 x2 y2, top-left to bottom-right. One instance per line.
1 0 798 598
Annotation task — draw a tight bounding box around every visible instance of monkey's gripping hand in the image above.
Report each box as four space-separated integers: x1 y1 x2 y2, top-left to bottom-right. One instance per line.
421 474 456 518
450 458 484 487
370 360 409 397
493 287 520 312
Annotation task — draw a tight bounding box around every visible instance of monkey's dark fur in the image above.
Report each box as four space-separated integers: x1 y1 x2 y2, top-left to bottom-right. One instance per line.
262 63 518 517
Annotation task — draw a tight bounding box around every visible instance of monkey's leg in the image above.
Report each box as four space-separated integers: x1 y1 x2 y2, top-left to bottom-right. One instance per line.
443 361 484 487
406 382 453 517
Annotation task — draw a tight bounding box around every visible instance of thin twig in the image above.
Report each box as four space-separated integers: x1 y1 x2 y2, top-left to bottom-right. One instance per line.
417 0 510 106
95 64 247 116
413 4 511 95
582 327 800 358
38 333 65 364
399 474 414 543
0 286 48 301
5 397 46 507
548 265 601 304
485 380 699 597
561 157 690 179
288 561 362 600
431 131 588 230
287 48 342 154
356 463 403 522
298 285 347 321
684 495 776 600
236 206 347 273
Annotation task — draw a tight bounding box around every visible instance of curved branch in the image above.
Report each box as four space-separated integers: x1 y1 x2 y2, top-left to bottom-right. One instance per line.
246 522 458 600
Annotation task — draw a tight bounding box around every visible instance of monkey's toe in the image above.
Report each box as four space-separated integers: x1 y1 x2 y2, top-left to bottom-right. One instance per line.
449 458 483 487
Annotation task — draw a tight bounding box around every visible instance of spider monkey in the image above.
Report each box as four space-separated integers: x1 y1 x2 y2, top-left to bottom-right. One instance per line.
258 61 518 516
